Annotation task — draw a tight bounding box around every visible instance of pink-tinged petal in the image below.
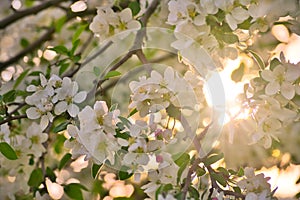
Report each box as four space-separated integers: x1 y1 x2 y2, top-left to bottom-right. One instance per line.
67 104 79 117
273 64 285 76
94 101 108 115
261 70 274 81
73 91 87 103
26 107 41 119
281 82 295 100
265 81 280 95
40 115 49 130
54 101 67 115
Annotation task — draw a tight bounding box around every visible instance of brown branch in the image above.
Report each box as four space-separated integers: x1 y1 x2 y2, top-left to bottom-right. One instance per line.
0 27 55 72
0 8 96 72
181 158 201 200
0 114 27 125
95 0 159 90
206 165 245 199
0 0 67 29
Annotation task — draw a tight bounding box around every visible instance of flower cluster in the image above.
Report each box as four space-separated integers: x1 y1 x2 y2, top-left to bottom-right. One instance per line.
237 167 271 200
25 74 87 130
243 55 300 148
89 7 141 41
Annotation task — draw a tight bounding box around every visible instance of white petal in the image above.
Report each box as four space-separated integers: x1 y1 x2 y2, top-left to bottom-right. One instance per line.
119 8 132 23
281 82 295 100
26 107 41 119
26 85 37 92
225 14 237 30
54 101 68 115
265 81 280 95
261 70 274 81
40 115 49 130
117 138 129 146
67 104 79 117
73 91 87 103
231 7 249 21
194 15 205 26
127 20 141 29
67 125 79 138
39 74 48 87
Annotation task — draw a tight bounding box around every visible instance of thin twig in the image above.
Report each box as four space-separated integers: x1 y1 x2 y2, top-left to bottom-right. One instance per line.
181 158 201 200
0 114 27 125
0 0 66 29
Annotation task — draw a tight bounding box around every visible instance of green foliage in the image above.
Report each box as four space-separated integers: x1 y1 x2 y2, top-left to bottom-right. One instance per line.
52 121 69 133
155 184 173 200
64 183 88 200
58 153 72 170
13 69 30 89
91 163 103 179
248 50 265 70
129 1 141 16
28 168 43 187
104 70 122 79
2 90 17 103
204 153 224 166
118 166 133 180
211 172 227 187
173 153 190 183
0 142 18 160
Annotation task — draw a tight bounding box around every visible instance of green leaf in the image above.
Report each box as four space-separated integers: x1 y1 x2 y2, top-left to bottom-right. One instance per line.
173 153 190 184
237 167 244 177
53 121 69 133
58 153 72 170
59 63 70 75
20 38 29 48
72 24 88 44
104 70 121 79
129 1 141 16
270 58 281 70
70 39 80 56
0 142 18 160
166 104 181 119
118 116 132 128
24 0 34 7
248 50 265 70
233 186 242 193
3 90 16 103
196 167 206 176
28 71 42 76
238 17 252 29
155 184 173 200
55 16 66 33
221 32 239 44
91 163 102 179
211 173 227 187
109 103 118 111
217 167 229 177
50 45 69 55
93 67 101 76
118 166 133 180
46 167 57 182
204 153 224 166
28 168 44 187
231 63 245 82
188 186 200 199
64 183 88 200
13 69 30 89
128 108 137 117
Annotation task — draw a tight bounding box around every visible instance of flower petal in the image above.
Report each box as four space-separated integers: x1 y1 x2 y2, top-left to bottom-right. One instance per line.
26 107 41 119
54 101 67 115
73 91 87 103
67 104 79 117
261 70 274 81
40 115 49 130
265 81 280 95
281 82 295 100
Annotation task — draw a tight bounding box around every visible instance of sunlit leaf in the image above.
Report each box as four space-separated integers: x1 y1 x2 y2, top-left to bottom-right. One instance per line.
0 142 18 160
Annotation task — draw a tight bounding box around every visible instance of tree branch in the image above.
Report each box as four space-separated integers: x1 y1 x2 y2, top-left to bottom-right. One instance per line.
0 9 96 72
0 0 67 29
182 158 201 200
0 114 27 125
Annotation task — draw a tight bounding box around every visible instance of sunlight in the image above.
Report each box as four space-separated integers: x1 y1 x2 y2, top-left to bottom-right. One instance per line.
204 58 250 125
